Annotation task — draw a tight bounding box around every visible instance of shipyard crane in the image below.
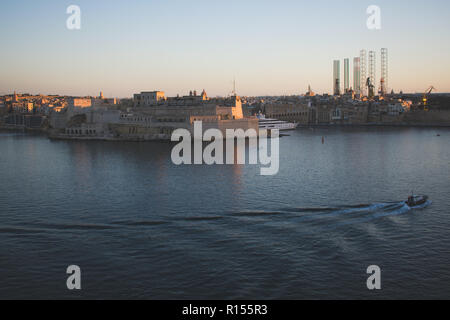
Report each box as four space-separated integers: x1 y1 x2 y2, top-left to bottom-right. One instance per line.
366 77 375 99
422 86 435 108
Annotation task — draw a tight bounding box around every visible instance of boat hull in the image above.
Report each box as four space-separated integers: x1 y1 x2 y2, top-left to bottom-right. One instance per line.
258 123 299 131
406 195 428 207
257 114 298 131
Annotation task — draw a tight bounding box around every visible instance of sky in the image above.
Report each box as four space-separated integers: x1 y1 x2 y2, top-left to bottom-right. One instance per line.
1 0 450 97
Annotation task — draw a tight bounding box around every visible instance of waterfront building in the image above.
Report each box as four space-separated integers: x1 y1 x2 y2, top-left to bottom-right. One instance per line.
133 91 166 107
344 58 350 93
264 102 312 125
68 98 92 110
49 89 258 140
26 102 34 112
353 57 361 95
387 103 406 116
92 97 118 108
262 94 371 125
330 105 369 124
333 60 341 96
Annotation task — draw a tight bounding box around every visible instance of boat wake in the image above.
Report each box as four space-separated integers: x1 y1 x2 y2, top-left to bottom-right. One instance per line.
234 200 432 229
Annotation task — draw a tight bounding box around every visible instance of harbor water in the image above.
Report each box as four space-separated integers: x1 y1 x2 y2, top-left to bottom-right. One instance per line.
0 127 449 299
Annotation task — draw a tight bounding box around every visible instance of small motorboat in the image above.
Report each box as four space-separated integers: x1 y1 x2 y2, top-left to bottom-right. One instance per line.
406 195 428 207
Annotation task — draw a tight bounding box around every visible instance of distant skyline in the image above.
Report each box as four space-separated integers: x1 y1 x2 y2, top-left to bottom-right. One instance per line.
1 0 450 97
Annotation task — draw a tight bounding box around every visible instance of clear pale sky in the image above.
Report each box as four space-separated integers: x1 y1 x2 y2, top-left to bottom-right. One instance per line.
1 0 449 97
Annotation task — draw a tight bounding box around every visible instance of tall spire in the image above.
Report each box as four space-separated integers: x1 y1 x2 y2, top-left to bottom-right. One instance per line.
232 77 236 96
201 89 207 100
306 85 315 97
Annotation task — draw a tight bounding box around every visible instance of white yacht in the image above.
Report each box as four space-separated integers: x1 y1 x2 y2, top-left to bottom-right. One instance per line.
256 113 298 131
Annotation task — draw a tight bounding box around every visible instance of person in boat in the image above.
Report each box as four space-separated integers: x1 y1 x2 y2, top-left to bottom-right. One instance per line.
407 195 414 206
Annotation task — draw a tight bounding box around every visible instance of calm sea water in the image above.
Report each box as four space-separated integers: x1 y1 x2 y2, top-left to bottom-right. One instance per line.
0 127 450 299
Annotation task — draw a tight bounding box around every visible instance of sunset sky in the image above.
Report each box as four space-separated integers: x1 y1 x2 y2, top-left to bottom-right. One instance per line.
1 0 449 97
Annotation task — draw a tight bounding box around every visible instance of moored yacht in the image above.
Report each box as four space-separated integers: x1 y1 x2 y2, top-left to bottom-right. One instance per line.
256 113 298 131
